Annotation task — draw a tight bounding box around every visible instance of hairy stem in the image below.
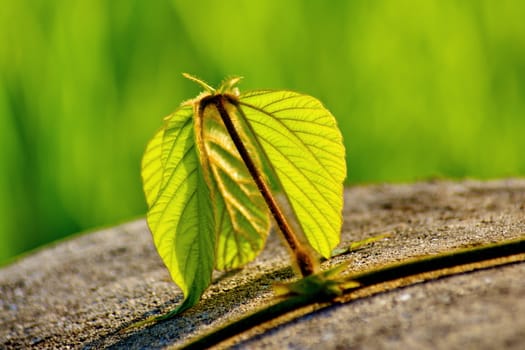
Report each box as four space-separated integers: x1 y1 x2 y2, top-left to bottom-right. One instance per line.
202 94 318 277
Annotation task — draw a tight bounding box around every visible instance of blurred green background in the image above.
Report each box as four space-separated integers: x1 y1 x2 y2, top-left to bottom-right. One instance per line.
1 0 524 265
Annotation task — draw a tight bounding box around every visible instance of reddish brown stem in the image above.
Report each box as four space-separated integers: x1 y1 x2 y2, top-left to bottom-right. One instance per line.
200 94 317 277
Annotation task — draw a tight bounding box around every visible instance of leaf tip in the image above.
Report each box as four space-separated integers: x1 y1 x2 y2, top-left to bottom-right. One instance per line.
183 73 216 93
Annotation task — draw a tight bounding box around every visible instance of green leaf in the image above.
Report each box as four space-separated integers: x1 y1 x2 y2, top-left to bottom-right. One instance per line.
142 105 215 313
196 100 270 270
273 262 359 298
141 78 272 313
238 91 346 258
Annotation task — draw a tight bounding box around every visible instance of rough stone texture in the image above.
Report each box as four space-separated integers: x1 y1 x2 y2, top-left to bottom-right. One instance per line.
1 179 524 349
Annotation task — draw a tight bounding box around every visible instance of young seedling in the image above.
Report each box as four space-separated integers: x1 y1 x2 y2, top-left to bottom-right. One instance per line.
138 75 525 342
141 74 348 316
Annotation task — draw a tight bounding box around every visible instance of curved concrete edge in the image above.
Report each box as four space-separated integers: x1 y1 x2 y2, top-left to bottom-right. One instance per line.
1 179 524 349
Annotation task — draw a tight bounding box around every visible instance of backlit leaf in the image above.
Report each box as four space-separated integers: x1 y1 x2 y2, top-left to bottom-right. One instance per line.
196 100 270 270
141 80 271 312
142 105 215 313
239 90 346 258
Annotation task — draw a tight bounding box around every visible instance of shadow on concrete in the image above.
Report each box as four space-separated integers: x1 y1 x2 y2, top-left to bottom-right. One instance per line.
82 266 294 349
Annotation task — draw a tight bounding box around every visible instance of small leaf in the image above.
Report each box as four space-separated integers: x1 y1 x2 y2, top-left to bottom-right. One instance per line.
142 105 215 313
141 79 272 312
348 233 392 252
330 232 392 258
273 262 359 298
239 91 346 258
196 100 270 270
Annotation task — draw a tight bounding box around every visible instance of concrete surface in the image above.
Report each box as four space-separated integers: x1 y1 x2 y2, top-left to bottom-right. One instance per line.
1 179 524 349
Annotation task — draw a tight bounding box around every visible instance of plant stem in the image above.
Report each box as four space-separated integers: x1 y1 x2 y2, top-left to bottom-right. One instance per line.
181 236 525 349
203 94 318 277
